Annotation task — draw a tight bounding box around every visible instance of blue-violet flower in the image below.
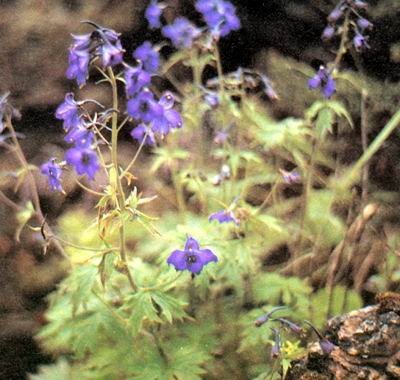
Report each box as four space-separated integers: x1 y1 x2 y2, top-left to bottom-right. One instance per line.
133 41 160 74
65 147 99 180
167 236 218 274
40 159 63 192
125 64 151 97
162 17 201 49
308 66 336 99
130 124 156 146
55 93 82 131
127 90 163 123
145 0 163 29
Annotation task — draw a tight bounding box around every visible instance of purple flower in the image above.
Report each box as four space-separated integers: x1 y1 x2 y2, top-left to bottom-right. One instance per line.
151 92 182 136
64 127 94 148
327 7 343 23
162 17 201 49
66 44 91 87
145 0 163 29
209 209 239 225
279 169 301 184
357 18 372 30
214 130 227 144
127 90 164 123
353 31 370 51
133 41 160 74
167 236 218 274
276 318 303 335
204 92 219 108
40 159 63 192
99 39 124 67
65 147 99 180
308 66 336 99
125 64 151 97
55 93 82 131
271 328 281 359
354 0 368 9
319 339 335 354
195 0 240 37
322 25 335 40
130 124 156 146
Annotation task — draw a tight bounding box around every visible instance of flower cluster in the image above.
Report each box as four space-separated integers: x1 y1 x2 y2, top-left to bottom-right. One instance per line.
322 0 372 52
66 22 124 86
144 0 240 46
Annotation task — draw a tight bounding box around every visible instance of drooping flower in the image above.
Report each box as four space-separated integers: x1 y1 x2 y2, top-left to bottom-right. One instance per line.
327 7 343 23
55 93 82 131
275 318 304 335
130 123 156 146
271 328 281 359
195 0 240 37
209 209 239 225
66 40 91 87
162 17 201 49
357 18 372 30
308 66 336 99
353 0 368 9
167 236 218 274
127 90 164 123
125 64 151 97
254 306 289 327
145 0 163 29
133 41 160 74
98 28 124 67
322 25 335 40
41 159 63 192
353 31 370 51
65 147 99 180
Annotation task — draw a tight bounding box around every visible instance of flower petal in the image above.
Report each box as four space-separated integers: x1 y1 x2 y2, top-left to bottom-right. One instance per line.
167 250 187 271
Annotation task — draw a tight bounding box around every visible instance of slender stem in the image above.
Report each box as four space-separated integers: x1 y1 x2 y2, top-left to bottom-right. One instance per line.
107 67 137 291
75 179 105 196
360 89 369 203
0 190 24 211
49 235 119 253
5 115 69 262
334 9 350 68
119 129 149 180
214 41 225 97
343 107 400 189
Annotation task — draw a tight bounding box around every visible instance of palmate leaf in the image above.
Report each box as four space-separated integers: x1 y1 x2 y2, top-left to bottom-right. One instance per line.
151 291 188 323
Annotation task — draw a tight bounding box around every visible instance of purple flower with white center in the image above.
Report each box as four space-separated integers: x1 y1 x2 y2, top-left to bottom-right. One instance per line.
167 236 218 275
162 17 201 49
209 209 239 225
125 64 151 97
151 92 182 136
65 147 99 180
357 18 372 30
322 25 335 40
353 31 370 51
130 123 156 146
55 93 82 131
133 41 160 74
127 90 163 123
145 0 162 29
196 0 240 38
308 66 336 99
40 159 63 192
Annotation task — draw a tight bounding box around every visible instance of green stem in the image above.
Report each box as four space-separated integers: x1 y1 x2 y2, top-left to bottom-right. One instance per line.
107 67 137 291
342 108 400 189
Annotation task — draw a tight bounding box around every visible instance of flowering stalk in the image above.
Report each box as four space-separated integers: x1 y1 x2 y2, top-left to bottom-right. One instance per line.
108 66 137 291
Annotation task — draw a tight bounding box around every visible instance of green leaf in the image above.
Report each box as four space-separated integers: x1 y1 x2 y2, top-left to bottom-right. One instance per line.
151 291 188 323
316 107 334 137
